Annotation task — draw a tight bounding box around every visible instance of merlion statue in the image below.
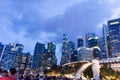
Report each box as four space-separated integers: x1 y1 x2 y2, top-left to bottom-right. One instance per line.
92 59 100 80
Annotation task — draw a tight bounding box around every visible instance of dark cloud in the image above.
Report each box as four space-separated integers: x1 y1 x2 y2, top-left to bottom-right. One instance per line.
1 0 110 37
4 0 111 45
43 0 112 41
1 0 112 43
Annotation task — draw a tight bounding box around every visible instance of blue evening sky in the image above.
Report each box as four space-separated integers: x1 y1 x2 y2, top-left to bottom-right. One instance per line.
0 0 120 64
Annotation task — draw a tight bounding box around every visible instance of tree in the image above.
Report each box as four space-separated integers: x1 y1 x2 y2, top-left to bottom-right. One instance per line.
83 65 93 79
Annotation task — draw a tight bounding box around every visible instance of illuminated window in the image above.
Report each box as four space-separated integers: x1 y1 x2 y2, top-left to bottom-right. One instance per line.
21 64 25 69
110 21 119 25
22 57 27 63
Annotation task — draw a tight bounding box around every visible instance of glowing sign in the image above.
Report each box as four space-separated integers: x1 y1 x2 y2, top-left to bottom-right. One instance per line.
110 21 119 25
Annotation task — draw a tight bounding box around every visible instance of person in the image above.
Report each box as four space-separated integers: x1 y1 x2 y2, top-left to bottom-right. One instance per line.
18 74 24 80
40 76 44 80
2 70 8 76
34 74 40 80
8 68 17 80
0 68 16 80
79 77 82 80
0 68 2 77
0 70 9 80
24 75 31 80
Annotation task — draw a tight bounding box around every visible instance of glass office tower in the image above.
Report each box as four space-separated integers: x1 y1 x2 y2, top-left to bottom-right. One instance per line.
108 18 120 57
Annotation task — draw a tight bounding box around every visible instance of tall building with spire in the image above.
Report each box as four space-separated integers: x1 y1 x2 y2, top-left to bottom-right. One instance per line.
60 34 69 65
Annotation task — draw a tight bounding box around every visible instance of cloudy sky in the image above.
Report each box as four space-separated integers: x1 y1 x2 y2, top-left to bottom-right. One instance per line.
0 0 120 64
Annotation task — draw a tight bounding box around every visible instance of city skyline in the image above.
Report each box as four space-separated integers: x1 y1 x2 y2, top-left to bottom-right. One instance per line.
1 0 120 64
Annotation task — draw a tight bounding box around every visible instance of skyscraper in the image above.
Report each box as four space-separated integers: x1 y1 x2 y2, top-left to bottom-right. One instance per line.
0 42 4 58
60 34 69 65
0 43 18 70
98 24 109 59
14 52 32 70
47 42 57 65
47 42 56 55
15 44 24 53
86 33 98 48
107 18 120 57
14 52 22 70
68 41 75 53
71 50 78 62
77 47 93 61
98 38 106 59
86 33 101 58
61 34 75 65
21 52 32 70
68 41 75 62
32 42 45 69
78 37 83 48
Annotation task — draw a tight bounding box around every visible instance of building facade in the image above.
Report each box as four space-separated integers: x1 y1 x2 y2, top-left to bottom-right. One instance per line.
86 33 101 58
71 50 78 62
86 33 95 47
15 44 24 53
20 52 32 70
0 43 17 70
78 37 83 48
77 47 93 61
98 38 106 59
108 18 120 57
0 42 4 57
86 33 98 48
14 52 32 71
68 41 75 62
61 34 70 65
47 42 57 66
32 42 45 69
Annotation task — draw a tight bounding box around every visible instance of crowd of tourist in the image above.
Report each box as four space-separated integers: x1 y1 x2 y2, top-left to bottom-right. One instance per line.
0 68 16 80
0 68 74 80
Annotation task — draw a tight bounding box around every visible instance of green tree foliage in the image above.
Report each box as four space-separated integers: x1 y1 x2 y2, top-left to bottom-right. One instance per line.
44 64 62 75
83 65 93 78
100 64 120 80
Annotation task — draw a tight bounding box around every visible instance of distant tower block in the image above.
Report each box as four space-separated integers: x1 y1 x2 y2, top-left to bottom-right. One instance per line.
77 36 83 48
